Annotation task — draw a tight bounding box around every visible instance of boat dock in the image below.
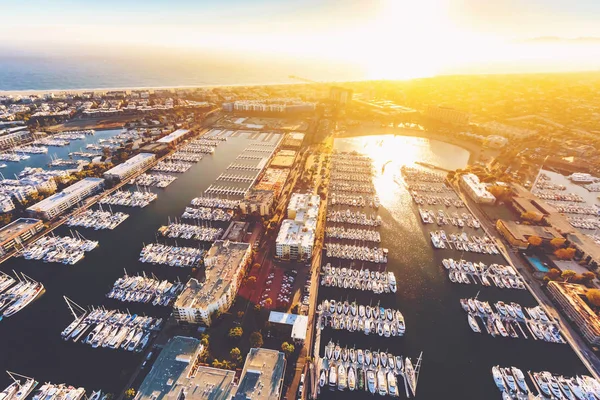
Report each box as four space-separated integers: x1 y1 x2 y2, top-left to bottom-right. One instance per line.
204 185 247 197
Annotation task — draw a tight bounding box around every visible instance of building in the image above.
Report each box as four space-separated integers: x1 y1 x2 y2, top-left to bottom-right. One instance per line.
0 195 15 213
135 337 285 400
0 218 44 256
239 189 275 217
480 121 537 139
496 219 563 249
221 221 249 242
0 127 31 150
425 105 470 125
135 336 236 400
511 197 550 222
270 150 297 168
287 193 320 220
460 174 496 204
27 177 104 220
547 282 600 346
157 129 190 144
254 168 290 198
275 220 316 261
173 240 251 326
281 132 305 149
329 87 353 106
103 153 155 181
233 348 286 400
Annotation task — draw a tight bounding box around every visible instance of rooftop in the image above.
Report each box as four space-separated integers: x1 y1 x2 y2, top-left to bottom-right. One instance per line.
549 282 600 336
268 311 308 341
135 336 236 400
104 153 155 177
157 129 190 143
461 174 495 201
498 219 562 241
175 241 250 310
234 348 286 400
0 218 42 244
27 177 104 212
244 189 275 203
276 219 315 249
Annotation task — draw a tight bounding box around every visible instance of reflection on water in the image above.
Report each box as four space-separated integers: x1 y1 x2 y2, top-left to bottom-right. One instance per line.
319 135 587 400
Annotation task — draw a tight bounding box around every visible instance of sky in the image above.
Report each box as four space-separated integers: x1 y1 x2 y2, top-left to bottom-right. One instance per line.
2 0 600 78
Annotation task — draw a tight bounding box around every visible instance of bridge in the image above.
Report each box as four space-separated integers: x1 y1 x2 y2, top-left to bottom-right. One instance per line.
337 125 485 164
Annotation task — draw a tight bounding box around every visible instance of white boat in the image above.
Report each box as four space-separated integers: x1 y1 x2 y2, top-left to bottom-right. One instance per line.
468 314 481 333
0 382 20 400
337 364 347 391
405 357 417 396
367 369 376 394
328 365 337 388
492 366 505 391
319 370 327 387
511 367 528 393
387 371 398 397
377 368 387 396
348 366 356 391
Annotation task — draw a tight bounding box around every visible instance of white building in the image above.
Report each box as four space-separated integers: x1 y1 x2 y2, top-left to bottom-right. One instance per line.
276 193 320 261
103 153 155 181
240 189 275 216
287 193 320 220
157 129 190 144
27 177 105 220
460 173 496 204
0 195 15 213
173 240 251 326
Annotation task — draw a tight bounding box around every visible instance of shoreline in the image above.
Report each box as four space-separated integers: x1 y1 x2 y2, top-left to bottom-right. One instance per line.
0 79 338 97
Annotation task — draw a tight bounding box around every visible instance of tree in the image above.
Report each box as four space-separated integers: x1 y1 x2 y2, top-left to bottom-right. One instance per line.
212 359 223 369
521 211 540 222
281 342 295 356
124 389 136 399
228 327 243 339
545 268 562 281
581 271 597 285
264 298 273 307
561 270 577 282
550 237 567 249
254 304 262 312
527 236 543 247
230 347 241 361
237 311 245 319
555 247 576 260
249 331 264 348
246 276 257 287
586 289 600 307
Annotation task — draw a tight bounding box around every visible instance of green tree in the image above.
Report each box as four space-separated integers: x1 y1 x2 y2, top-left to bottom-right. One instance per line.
230 347 241 361
249 331 264 348
124 389 136 399
281 342 295 356
561 270 577 282
228 327 243 339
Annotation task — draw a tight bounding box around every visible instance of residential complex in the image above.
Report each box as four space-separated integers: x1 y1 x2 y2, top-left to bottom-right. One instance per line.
173 240 251 326
232 99 315 114
281 132 305 149
239 189 275 217
254 168 290 198
460 173 496 204
547 282 600 346
27 177 105 220
496 219 563 249
0 218 44 256
270 150 297 168
135 336 285 400
156 129 190 144
276 193 320 261
103 153 155 181
425 105 470 125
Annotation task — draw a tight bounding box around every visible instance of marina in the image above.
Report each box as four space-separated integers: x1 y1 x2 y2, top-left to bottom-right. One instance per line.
320 265 396 294
166 152 203 163
189 196 239 209
66 209 129 230
0 372 38 400
460 297 564 343
492 365 600 400
32 383 85 400
327 209 382 226
319 340 422 398
181 206 233 221
157 221 223 241
17 233 98 265
325 244 388 263
61 299 161 352
318 299 405 337
129 173 177 188
151 160 193 173
326 226 381 243
429 230 500 254
106 271 184 306
138 243 204 267
443 258 526 289
0 273 45 319
328 193 380 208
99 189 157 208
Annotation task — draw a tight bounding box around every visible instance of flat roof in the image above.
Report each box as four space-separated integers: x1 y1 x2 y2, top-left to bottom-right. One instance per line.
136 336 236 400
104 153 155 177
549 282 600 336
268 312 308 340
175 241 250 310
0 218 42 244
157 129 190 143
498 219 562 241
27 178 104 212
234 348 286 400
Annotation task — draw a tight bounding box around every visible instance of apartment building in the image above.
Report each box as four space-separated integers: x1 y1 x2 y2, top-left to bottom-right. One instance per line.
27 177 104 220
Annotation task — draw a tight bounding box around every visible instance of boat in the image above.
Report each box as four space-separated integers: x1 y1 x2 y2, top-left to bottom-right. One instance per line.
405 357 417 396
337 364 347 391
492 366 506 391
511 367 528 393
387 371 398 397
567 377 586 400
357 368 364 391
533 372 552 397
502 368 517 392
546 373 564 399
395 356 403 371
367 369 377 394
495 319 508 337
334 344 341 360
377 368 388 396
557 376 575 400
319 370 327 387
328 364 337 389
325 341 334 359
348 366 356 391
468 314 481 333
0 382 20 400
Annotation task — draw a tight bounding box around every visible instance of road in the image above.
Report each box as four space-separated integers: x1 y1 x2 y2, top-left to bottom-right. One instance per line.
455 181 600 380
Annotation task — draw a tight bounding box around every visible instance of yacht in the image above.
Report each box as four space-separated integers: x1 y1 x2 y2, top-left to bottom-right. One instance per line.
328 365 337 389
387 371 398 397
377 368 388 396
511 367 528 393
546 373 564 399
325 341 334 359
348 366 356 391
367 370 377 394
405 357 417 396
568 173 596 183
0 382 20 400
492 366 505 391
319 369 327 387
567 377 586 400
14 378 37 400
502 368 517 392
468 314 481 333
533 372 552 398
337 364 347 391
